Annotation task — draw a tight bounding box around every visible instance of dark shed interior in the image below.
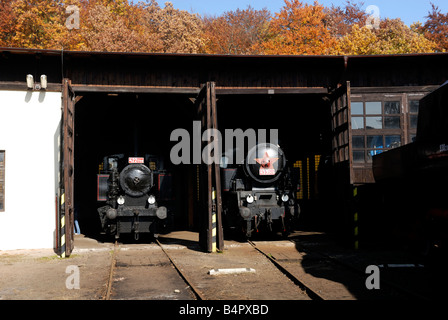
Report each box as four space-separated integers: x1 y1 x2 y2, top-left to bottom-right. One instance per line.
74 91 333 238
74 92 195 237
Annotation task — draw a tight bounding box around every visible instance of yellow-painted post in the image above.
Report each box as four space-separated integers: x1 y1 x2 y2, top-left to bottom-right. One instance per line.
211 190 217 253
60 193 66 258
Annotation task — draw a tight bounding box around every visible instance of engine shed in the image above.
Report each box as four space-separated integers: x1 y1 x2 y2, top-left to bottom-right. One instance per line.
0 48 447 254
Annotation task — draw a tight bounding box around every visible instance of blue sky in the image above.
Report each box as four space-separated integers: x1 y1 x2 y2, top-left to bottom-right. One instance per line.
155 0 448 26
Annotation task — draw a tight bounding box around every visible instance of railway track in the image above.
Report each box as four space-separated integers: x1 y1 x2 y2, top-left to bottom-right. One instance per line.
247 240 325 300
101 235 431 301
103 241 119 300
288 238 432 300
249 238 432 300
102 239 203 300
155 239 205 300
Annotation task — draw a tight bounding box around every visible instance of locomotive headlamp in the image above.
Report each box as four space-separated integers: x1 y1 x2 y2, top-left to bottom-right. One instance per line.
281 194 289 203
117 196 125 205
148 195 156 205
246 194 254 204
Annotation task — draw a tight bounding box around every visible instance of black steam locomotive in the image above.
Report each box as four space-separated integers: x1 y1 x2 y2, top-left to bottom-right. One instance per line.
221 143 300 237
97 154 172 240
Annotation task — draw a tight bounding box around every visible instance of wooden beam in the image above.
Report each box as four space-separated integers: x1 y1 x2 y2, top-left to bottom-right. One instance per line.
0 81 61 92
71 85 329 95
70 84 200 94
216 88 328 95
351 86 438 94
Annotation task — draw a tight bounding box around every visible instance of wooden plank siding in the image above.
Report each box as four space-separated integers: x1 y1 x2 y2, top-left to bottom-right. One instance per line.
1 49 448 91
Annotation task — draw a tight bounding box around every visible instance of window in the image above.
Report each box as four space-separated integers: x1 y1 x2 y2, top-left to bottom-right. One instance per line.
409 100 419 129
351 100 401 130
351 102 363 115
385 101 401 114
352 135 402 163
0 151 4 212
366 101 382 114
351 98 403 163
408 99 421 143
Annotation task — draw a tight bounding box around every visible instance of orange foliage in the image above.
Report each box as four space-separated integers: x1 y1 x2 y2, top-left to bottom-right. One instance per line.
0 0 445 55
202 6 271 55
325 1 368 38
0 0 16 47
256 0 336 55
417 3 448 52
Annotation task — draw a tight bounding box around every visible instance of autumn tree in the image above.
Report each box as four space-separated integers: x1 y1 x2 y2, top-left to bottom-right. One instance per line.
7 0 71 49
89 0 131 16
0 0 89 50
202 6 271 55
80 1 146 52
0 0 442 55
335 18 437 55
325 1 368 38
144 1 204 54
331 24 375 55
417 3 448 52
257 0 336 55
376 19 437 54
0 0 17 47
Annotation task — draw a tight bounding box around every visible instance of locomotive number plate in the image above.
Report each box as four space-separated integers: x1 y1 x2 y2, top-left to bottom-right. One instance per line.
259 168 276 176
128 157 144 164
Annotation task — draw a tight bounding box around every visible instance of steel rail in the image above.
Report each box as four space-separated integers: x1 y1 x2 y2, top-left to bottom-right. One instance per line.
290 239 431 301
247 240 325 301
156 239 205 301
103 240 119 300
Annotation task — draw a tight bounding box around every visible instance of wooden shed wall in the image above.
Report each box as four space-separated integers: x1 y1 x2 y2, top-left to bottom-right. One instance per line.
1 49 447 91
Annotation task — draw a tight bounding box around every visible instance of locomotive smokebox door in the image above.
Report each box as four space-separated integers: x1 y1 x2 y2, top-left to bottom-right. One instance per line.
120 164 153 197
246 143 287 185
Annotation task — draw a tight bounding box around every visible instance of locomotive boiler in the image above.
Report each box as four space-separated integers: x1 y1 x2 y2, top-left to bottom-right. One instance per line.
221 143 300 237
97 154 171 240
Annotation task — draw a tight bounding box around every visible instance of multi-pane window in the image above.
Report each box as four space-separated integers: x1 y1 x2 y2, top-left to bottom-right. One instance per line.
351 101 401 130
351 99 402 163
352 134 402 163
0 151 4 212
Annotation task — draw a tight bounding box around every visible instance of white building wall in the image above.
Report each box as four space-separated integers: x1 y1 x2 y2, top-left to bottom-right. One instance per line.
0 90 61 250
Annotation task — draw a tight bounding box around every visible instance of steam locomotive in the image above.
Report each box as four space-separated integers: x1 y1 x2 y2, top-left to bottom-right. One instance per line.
97 154 172 240
221 143 300 237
